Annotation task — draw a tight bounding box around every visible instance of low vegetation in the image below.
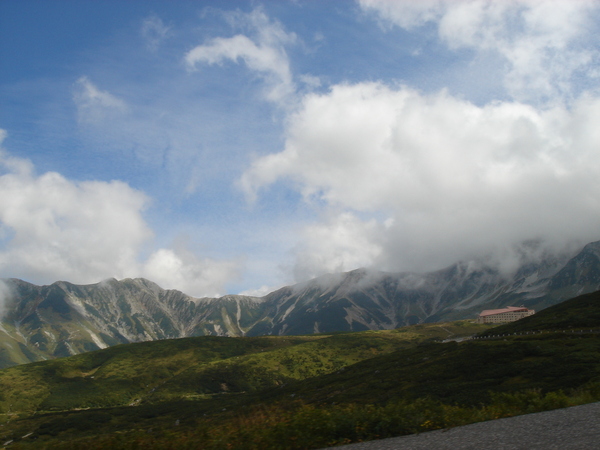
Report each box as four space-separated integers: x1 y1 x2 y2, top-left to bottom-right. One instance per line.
0 292 599 449
40 386 593 450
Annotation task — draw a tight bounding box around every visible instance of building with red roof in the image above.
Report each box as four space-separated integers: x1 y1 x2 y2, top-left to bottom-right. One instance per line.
476 306 535 324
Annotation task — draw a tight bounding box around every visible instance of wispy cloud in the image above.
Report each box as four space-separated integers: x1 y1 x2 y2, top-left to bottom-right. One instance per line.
141 14 171 51
185 8 297 104
73 76 128 124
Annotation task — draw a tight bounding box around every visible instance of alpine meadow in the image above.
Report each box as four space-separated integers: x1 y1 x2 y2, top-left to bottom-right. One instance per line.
2 1 600 449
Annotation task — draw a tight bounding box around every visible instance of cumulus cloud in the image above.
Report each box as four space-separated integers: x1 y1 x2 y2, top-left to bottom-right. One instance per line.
359 0 598 103
142 247 240 298
185 8 296 103
241 82 600 277
292 212 383 281
237 2 600 281
0 142 151 284
0 131 239 296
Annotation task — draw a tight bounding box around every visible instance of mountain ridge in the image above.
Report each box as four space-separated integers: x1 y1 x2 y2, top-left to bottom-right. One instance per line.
2 240 600 367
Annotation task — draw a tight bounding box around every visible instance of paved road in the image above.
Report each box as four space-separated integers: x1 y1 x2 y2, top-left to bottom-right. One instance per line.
324 402 600 449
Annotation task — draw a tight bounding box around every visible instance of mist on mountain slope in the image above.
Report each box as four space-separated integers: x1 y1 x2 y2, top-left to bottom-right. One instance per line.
284 238 582 298
0 280 10 319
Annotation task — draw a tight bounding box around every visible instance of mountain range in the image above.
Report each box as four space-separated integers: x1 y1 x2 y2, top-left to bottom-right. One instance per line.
1 289 599 448
2 240 600 368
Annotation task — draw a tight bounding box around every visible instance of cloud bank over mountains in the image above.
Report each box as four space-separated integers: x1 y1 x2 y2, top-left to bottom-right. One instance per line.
2 1 600 295
242 83 600 279
239 0 600 280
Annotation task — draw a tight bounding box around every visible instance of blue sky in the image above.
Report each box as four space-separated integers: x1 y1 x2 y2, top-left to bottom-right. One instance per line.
1 0 600 297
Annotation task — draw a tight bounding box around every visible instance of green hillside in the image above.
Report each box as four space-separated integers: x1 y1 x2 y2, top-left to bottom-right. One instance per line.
0 296 599 449
0 321 486 416
271 334 600 406
479 289 600 335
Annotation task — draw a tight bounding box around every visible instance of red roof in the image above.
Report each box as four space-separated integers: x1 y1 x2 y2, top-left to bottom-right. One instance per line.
479 306 529 317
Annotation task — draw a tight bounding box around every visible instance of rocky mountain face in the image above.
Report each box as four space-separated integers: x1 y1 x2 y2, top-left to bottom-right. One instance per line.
2 241 600 368
0 278 263 368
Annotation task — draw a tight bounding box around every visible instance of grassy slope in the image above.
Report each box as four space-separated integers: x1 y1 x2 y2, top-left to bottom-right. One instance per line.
3 335 599 448
0 335 310 414
0 323 49 368
268 334 600 407
0 295 599 448
0 321 488 417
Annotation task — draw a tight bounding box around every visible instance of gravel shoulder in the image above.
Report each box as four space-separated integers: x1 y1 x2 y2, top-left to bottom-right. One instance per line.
325 402 600 450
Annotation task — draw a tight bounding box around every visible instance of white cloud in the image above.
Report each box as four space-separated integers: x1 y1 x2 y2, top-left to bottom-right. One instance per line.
0 131 239 296
142 248 240 298
241 82 600 277
359 0 598 103
73 77 128 124
238 284 280 297
185 8 296 103
292 212 383 282
141 14 170 51
0 155 150 284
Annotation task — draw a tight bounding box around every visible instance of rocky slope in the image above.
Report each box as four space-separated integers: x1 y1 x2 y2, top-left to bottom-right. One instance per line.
0 278 263 368
2 241 600 368
248 241 600 335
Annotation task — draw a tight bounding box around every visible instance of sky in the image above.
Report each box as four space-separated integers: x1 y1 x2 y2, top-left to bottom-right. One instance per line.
1 0 600 298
